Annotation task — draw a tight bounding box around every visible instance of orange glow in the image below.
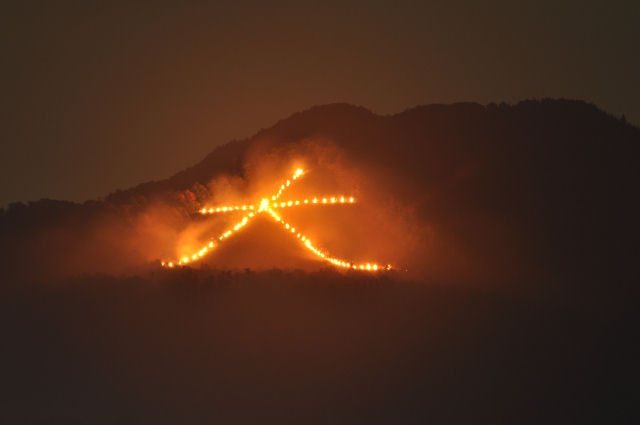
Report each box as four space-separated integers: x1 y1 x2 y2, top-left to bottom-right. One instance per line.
162 168 389 271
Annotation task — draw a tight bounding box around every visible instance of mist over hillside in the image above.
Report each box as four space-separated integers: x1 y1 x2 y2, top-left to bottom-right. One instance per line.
1 99 638 291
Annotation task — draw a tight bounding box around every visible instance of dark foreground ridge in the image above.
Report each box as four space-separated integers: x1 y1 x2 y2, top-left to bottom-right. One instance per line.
1 269 636 424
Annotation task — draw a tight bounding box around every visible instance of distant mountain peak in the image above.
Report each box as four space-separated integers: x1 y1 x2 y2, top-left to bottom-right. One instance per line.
105 99 637 204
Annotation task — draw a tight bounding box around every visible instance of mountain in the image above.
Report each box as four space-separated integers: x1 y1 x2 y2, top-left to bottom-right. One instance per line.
1 99 638 424
1 99 639 291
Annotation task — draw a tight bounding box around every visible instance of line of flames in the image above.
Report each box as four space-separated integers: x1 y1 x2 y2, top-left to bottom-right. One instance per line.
199 195 355 214
161 168 390 271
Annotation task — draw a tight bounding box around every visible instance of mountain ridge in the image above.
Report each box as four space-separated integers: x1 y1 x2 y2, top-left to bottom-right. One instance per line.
1 99 638 289
104 98 638 204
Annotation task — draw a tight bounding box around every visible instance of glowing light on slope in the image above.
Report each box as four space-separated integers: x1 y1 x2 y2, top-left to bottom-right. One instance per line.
251 195 354 210
265 208 383 270
162 168 389 271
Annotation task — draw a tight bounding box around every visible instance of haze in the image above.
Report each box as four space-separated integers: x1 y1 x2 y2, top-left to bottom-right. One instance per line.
1 0 638 207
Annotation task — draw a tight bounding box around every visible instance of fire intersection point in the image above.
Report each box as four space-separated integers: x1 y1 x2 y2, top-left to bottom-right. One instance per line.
161 168 389 271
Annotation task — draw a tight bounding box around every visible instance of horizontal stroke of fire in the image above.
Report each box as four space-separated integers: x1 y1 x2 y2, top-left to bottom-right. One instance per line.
161 168 391 271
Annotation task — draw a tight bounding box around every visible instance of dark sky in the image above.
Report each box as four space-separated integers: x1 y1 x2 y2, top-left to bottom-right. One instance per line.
1 0 638 207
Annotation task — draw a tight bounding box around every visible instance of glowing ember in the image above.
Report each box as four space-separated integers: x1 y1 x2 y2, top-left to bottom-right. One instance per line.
162 168 390 271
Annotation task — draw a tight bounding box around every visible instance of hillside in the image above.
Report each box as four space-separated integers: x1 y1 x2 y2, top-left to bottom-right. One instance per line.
1 99 639 424
1 99 639 290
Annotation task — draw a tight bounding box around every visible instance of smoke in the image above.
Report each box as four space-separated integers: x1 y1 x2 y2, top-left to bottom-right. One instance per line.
163 137 429 276
2 136 524 286
0 199 187 282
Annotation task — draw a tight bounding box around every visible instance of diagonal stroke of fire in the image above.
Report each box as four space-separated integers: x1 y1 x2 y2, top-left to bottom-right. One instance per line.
161 168 391 271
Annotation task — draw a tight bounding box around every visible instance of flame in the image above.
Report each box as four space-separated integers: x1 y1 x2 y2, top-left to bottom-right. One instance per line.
162 168 390 271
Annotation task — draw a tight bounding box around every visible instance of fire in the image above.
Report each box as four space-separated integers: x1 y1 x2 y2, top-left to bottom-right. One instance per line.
162 168 390 271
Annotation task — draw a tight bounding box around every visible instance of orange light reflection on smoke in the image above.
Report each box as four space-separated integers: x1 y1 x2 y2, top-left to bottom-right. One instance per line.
162 168 389 271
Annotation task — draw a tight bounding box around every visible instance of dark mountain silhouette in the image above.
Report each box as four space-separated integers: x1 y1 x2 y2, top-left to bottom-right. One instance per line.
1 99 638 424
2 99 638 290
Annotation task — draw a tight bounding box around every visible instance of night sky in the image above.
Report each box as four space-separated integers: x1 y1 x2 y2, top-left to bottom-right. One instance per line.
1 0 638 207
